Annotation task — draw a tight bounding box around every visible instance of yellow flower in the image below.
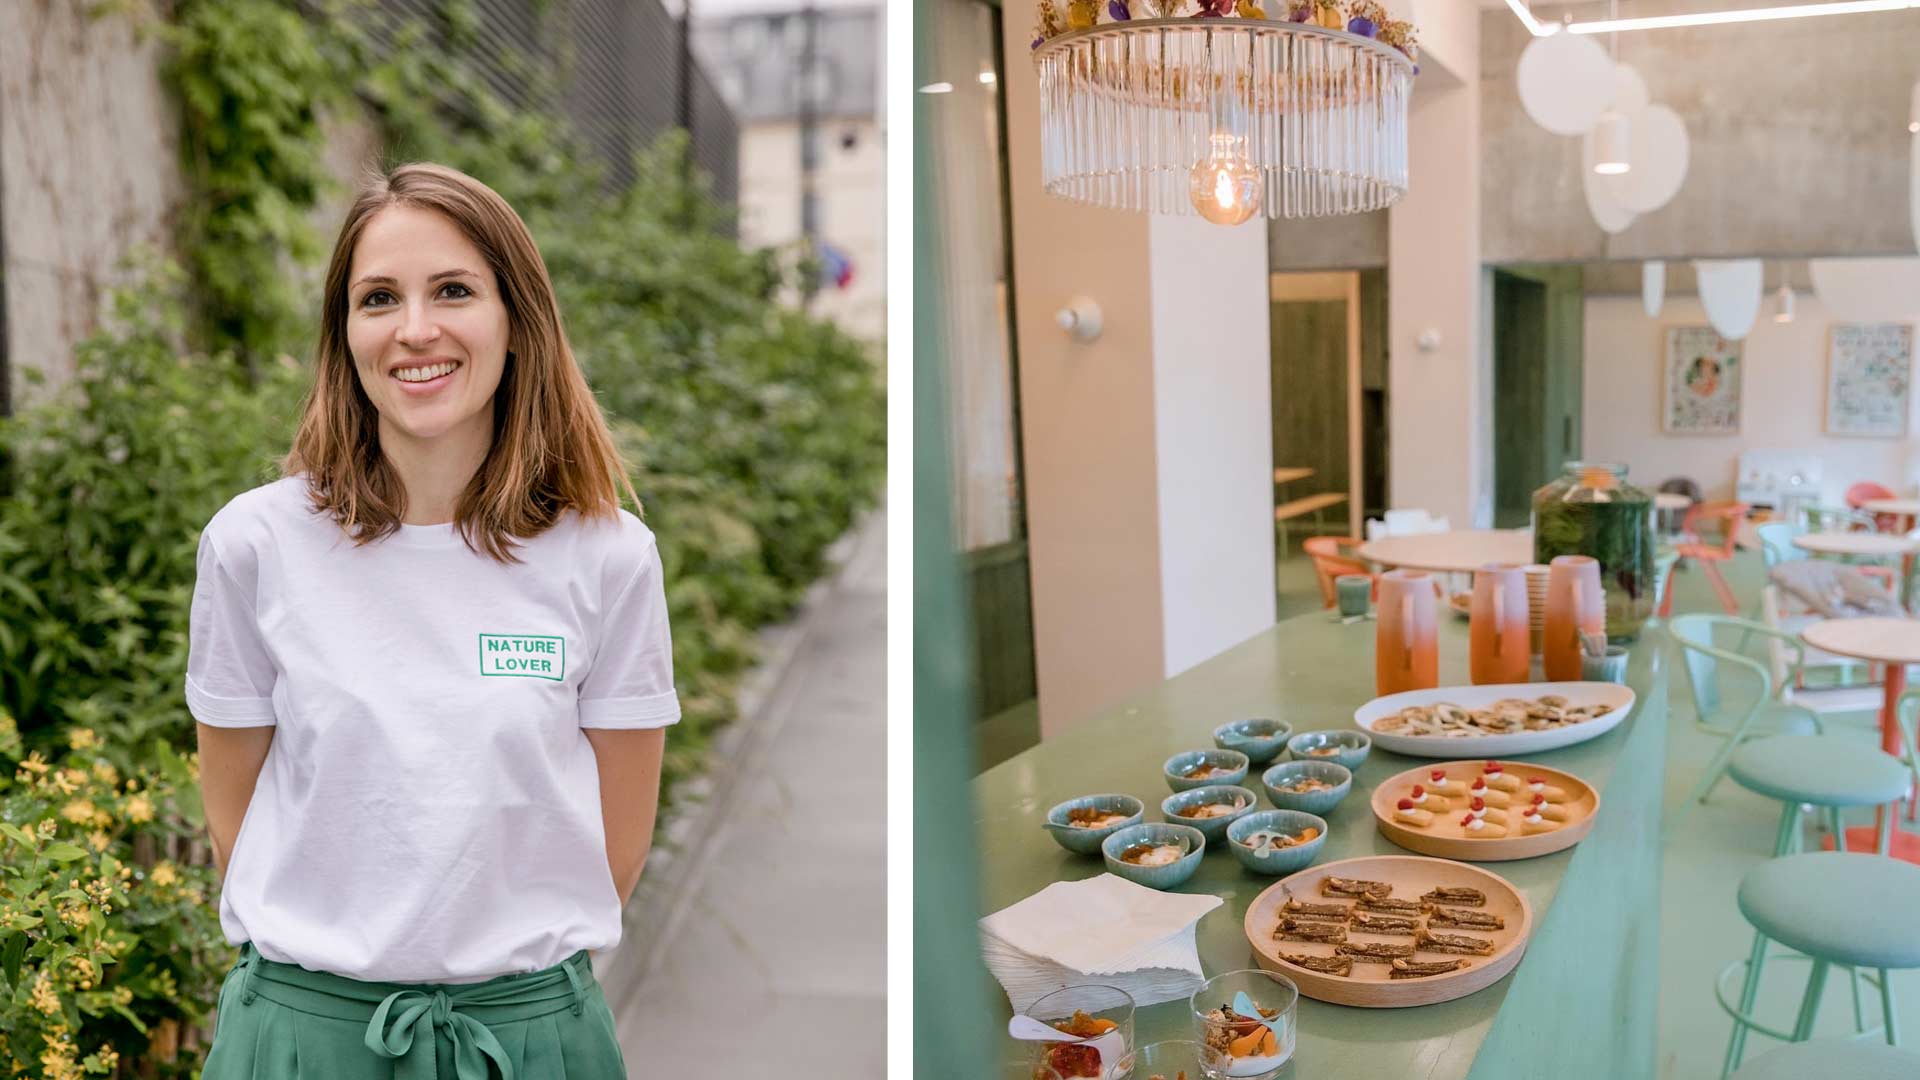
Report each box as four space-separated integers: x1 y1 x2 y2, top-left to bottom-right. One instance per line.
1236 0 1266 14
29 971 61 1014
149 862 178 888
91 762 119 787
87 830 111 852
18 752 50 776
36 819 58 840
125 795 154 824
67 728 98 751
60 799 97 824
47 769 78 795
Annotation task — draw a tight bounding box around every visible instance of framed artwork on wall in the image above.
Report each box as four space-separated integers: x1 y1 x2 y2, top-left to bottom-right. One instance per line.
1662 326 1742 435
1825 323 1914 438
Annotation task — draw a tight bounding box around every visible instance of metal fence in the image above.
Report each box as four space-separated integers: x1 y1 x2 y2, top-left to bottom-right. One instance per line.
371 0 740 204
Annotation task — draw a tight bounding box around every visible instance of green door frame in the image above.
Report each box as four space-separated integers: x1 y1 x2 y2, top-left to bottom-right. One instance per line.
915 0 1000 1075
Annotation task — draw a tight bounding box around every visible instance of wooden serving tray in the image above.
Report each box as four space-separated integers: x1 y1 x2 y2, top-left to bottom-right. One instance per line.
1243 855 1533 1008
1370 760 1597 862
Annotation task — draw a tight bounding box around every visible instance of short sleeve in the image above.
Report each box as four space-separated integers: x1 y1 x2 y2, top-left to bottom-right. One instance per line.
185 531 280 727
578 538 681 730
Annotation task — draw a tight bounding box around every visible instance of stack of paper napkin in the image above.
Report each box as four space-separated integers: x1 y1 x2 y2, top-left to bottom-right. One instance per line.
979 873 1223 1013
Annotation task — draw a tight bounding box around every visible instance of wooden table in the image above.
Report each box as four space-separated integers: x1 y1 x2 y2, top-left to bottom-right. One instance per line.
1274 466 1316 486
1793 532 1920 607
1861 497 1920 525
974 613 1670 1078
1357 529 1534 575
1799 617 1920 859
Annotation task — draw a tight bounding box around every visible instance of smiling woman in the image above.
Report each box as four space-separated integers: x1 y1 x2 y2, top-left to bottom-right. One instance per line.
188 163 668 1079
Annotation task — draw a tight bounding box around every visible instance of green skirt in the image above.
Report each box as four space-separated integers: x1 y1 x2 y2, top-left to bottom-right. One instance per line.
201 941 628 1080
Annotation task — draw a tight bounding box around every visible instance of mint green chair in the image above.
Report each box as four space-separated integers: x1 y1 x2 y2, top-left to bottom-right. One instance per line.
1730 1040 1920 1079
1727 736 1910 856
1755 522 1806 571
1671 614 1828 805
1719 852 1920 1076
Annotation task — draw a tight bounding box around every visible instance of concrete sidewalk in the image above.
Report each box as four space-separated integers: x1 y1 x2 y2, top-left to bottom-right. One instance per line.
602 508 887 1076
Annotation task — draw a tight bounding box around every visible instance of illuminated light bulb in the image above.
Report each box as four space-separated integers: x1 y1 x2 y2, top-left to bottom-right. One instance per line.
1188 133 1263 226
1773 284 1795 323
1592 111 1631 175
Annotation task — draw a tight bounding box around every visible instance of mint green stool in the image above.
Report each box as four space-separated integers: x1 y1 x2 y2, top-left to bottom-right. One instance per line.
1728 736 1912 856
1718 853 1920 1077
1730 1039 1920 1079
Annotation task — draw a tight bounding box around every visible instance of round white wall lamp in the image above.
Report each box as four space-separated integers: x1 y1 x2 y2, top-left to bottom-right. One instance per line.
1055 297 1104 343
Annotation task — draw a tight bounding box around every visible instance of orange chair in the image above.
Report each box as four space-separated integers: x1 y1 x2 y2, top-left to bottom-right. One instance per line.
1661 501 1750 617
1303 536 1373 608
1846 481 1901 533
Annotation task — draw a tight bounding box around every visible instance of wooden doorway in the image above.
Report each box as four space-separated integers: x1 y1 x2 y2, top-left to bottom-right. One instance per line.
1268 271 1387 555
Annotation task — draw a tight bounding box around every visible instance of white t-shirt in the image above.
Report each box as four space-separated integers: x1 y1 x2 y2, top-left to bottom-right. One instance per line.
186 476 679 984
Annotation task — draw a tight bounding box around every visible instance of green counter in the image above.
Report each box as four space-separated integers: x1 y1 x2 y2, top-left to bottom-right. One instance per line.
974 612 1669 1079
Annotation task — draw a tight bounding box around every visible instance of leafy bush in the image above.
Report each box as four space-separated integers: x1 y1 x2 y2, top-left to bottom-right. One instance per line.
0 714 228 1079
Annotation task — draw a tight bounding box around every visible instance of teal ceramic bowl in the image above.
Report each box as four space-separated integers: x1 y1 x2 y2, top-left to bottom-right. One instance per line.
1101 822 1207 890
1042 793 1145 855
1212 718 1293 765
1159 785 1258 844
1163 749 1251 793
1260 760 1354 815
1227 809 1329 875
1287 729 1372 771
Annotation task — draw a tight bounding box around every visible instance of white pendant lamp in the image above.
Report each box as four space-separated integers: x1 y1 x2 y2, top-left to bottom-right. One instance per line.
1772 283 1796 324
1643 261 1665 317
1516 30 1617 136
1593 111 1632 175
1694 259 1764 341
1602 104 1690 213
1582 128 1637 233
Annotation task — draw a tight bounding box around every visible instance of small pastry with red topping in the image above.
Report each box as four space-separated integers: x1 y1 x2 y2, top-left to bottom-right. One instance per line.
1464 797 1507 824
1405 784 1452 812
1393 798 1434 827
1518 802 1558 834
1426 769 1468 797
1480 761 1522 792
1458 812 1507 839
1528 793 1568 821
1466 777 1512 808
1524 776 1568 802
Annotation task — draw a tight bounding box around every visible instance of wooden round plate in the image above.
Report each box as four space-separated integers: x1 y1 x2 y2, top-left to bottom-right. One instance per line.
1370 760 1598 861
1243 855 1533 1008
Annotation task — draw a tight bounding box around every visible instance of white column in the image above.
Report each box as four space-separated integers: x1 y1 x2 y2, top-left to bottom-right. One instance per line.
1001 19 1276 735
1389 1 1485 528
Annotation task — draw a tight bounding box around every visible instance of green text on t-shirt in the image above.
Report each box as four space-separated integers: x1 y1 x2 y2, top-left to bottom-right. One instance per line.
477 634 566 681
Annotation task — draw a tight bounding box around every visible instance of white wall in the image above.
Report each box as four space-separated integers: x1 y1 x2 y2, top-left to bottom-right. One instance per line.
1150 215 1277 679
1583 293 1919 503
736 118 887 342
1388 3 1485 528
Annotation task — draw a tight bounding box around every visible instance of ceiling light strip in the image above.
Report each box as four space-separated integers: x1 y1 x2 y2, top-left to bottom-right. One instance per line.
1513 0 1918 36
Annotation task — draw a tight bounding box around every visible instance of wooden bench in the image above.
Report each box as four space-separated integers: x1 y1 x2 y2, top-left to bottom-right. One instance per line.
1275 492 1348 554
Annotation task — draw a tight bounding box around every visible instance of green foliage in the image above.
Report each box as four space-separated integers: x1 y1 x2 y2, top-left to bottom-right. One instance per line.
0 715 229 1078
0 254 305 747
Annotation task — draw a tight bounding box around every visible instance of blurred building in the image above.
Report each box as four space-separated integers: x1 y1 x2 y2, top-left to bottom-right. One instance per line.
693 3 885 342
0 0 739 416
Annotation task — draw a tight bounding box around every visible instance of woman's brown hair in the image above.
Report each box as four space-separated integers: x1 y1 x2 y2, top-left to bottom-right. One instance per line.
281 162 640 564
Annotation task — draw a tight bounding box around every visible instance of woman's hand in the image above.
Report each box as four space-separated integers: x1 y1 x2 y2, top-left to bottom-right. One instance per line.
582 727 667 906
195 722 277 889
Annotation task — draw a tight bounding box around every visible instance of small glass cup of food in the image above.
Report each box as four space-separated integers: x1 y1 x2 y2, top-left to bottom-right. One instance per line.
1022 985 1135 1080
1189 969 1300 1080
